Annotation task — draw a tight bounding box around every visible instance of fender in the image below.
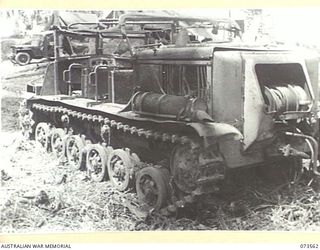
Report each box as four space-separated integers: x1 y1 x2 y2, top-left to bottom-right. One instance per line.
15 49 34 58
187 122 243 146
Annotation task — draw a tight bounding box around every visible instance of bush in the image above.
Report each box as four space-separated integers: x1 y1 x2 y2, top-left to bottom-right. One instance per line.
1 39 22 61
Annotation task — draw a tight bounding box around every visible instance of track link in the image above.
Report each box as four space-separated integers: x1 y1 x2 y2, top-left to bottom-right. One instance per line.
32 103 192 145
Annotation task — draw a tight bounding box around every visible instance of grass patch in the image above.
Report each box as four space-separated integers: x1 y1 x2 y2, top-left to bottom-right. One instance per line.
1 96 23 131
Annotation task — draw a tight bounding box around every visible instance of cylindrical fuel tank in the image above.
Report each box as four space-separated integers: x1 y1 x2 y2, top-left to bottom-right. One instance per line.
131 91 211 121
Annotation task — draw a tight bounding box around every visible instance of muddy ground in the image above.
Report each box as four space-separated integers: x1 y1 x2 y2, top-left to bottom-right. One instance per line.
1 60 320 233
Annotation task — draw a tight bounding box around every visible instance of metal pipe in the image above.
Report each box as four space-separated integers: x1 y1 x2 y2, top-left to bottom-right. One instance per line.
284 132 320 175
93 65 107 101
118 13 241 29
305 138 315 165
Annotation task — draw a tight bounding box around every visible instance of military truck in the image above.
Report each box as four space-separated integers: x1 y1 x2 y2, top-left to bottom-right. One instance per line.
20 12 320 212
10 11 99 66
10 31 55 65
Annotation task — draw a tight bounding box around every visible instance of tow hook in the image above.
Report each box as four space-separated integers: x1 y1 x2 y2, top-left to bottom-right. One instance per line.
284 132 320 176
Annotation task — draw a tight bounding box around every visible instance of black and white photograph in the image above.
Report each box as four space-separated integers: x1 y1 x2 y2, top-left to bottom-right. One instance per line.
1 8 320 235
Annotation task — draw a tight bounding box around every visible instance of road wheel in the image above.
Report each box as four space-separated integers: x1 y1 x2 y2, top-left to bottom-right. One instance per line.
66 135 85 170
86 144 108 182
15 52 31 66
51 128 66 159
107 148 139 191
136 166 169 210
35 122 50 150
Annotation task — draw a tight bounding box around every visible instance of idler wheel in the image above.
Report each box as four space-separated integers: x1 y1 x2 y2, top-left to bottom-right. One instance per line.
66 135 85 170
35 122 50 150
51 128 66 158
136 166 169 210
86 144 108 182
107 149 139 191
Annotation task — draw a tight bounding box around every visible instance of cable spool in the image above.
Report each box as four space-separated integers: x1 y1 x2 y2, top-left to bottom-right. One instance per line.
264 84 310 113
277 86 299 111
290 85 310 109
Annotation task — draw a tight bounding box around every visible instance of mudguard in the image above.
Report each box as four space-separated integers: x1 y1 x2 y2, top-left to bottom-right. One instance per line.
188 122 243 143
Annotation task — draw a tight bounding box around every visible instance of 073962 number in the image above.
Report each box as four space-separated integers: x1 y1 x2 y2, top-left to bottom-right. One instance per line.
300 244 319 249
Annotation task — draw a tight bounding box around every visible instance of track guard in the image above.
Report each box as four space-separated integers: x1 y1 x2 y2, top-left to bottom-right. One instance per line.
187 122 243 147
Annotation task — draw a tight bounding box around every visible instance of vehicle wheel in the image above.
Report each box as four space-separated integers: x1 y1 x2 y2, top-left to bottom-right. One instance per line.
136 166 169 210
35 122 50 149
51 128 66 159
107 149 138 191
86 144 108 182
15 52 31 66
66 135 85 170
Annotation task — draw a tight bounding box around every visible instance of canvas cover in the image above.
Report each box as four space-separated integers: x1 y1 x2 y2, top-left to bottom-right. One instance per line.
47 11 99 29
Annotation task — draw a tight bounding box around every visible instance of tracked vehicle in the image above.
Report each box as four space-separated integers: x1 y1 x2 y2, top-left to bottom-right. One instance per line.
21 12 320 212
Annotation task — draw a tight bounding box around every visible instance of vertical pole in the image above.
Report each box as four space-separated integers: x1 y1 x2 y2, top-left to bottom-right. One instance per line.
81 68 88 98
53 30 59 95
111 69 115 103
95 33 103 55
95 68 98 102
170 23 175 43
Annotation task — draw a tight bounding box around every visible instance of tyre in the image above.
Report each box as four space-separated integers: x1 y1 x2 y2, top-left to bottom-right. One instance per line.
15 52 31 66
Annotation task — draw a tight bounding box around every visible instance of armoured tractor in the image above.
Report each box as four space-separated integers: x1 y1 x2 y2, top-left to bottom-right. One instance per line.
21 12 320 212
